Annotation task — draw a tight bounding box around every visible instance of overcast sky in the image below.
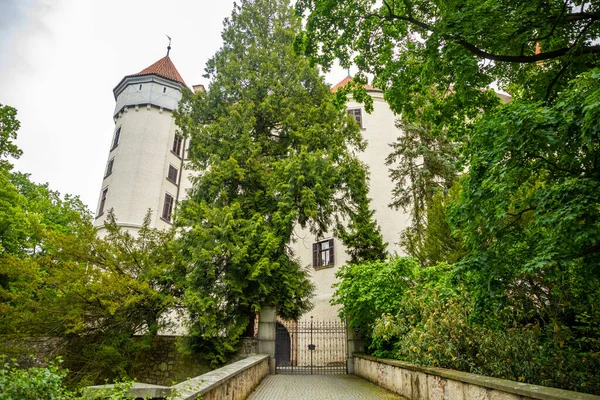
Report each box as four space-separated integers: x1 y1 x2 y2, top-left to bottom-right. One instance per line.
0 0 347 212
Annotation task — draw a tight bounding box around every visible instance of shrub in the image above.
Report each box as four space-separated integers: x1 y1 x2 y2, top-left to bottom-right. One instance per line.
371 274 600 394
0 358 134 400
331 257 419 350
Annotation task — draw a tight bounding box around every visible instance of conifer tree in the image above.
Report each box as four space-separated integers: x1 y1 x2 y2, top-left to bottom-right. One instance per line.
175 0 386 363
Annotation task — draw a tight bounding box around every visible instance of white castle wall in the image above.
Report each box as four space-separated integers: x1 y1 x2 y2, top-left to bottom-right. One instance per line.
293 90 410 322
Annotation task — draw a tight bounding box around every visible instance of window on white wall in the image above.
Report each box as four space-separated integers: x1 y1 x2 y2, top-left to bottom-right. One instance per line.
313 239 334 268
167 165 178 183
172 134 183 157
104 158 114 178
162 193 174 222
98 187 108 216
347 108 363 128
111 127 121 151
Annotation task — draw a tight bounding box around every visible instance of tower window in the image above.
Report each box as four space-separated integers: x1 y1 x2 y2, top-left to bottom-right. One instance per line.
111 127 121 151
172 134 183 157
167 165 178 183
139 84 143 90
162 193 174 222
98 187 108 217
347 108 362 128
313 239 334 268
104 158 114 178
163 87 167 93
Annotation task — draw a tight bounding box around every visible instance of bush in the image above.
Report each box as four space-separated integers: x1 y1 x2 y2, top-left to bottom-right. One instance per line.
0 359 73 400
370 267 600 394
0 358 134 400
331 257 419 350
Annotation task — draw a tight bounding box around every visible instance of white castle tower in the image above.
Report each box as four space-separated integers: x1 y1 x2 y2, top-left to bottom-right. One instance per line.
94 46 195 234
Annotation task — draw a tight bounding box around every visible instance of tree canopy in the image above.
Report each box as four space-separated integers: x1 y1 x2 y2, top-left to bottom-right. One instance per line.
297 0 600 131
175 0 386 363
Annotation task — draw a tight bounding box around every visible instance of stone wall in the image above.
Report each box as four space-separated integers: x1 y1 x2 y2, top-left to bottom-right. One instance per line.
171 354 269 400
0 336 63 369
354 353 600 400
238 337 258 356
0 335 212 386
132 336 211 386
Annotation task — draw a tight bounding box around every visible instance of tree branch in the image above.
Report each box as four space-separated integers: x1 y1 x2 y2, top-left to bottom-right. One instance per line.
566 12 600 22
364 5 600 63
457 40 600 63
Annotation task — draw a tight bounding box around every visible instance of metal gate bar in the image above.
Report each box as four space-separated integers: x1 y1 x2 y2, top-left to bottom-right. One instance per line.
275 316 347 375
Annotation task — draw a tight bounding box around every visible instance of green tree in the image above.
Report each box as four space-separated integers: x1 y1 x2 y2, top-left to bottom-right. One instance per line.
449 70 600 321
331 257 418 351
385 115 461 265
23 211 185 383
175 0 386 364
0 104 22 164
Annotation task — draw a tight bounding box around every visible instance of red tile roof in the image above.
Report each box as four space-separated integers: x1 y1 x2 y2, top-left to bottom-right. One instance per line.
331 75 376 93
128 56 187 87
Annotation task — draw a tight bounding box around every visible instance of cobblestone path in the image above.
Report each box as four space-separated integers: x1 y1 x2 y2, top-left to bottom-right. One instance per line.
247 374 405 400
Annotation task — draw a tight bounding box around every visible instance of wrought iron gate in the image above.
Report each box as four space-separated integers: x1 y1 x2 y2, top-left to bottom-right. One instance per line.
275 317 347 374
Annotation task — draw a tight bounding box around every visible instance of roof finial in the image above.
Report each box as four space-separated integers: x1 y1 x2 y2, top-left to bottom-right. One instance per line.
166 34 172 57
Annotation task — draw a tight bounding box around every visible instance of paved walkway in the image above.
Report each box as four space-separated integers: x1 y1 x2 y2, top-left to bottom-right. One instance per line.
247 375 405 400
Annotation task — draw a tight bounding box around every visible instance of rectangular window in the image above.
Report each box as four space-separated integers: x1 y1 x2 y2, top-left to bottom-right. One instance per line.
111 127 121 150
172 134 183 157
313 239 334 268
348 108 362 128
104 158 114 178
98 187 108 216
167 165 178 183
162 193 174 222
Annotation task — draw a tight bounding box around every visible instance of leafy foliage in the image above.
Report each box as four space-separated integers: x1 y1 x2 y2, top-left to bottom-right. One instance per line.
372 266 600 393
20 211 185 384
297 0 600 130
450 69 600 320
0 104 22 164
335 258 600 393
0 358 136 400
331 257 418 349
174 0 386 364
385 115 462 265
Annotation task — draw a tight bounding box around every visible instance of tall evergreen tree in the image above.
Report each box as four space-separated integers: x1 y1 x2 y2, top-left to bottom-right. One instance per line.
175 0 386 363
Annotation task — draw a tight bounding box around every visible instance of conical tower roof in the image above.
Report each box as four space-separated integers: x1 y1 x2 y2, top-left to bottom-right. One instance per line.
126 56 187 87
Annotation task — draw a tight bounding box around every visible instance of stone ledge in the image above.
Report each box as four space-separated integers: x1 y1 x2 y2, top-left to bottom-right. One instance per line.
171 354 269 400
354 353 600 400
84 382 172 398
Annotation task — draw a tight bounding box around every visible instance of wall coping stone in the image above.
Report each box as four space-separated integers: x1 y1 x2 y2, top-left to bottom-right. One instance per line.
84 382 171 398
171 353 269 400
354 353 600 400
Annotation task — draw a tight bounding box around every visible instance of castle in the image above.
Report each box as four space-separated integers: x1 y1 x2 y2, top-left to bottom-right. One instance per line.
93 50 410 321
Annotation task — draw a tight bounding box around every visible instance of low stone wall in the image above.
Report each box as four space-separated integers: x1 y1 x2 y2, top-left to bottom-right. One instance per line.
354 353 600 400
133 336 212 386
0 335 63 369
171 354 269 400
